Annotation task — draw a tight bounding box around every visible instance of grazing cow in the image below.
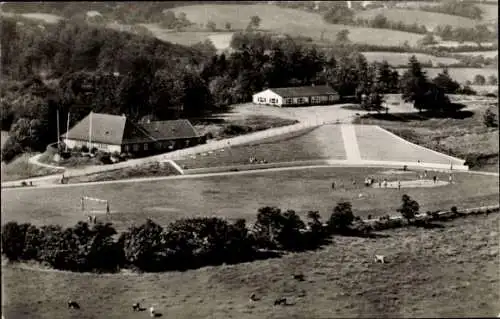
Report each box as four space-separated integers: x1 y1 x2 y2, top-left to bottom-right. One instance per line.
249 293 259 302
132 302 141 311
149 306 155 317
293 273 305 281
67 300 80 309
374 255 386 264
274 297 287 306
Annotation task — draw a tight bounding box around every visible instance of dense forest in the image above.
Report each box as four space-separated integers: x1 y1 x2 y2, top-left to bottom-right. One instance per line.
1 16 467 163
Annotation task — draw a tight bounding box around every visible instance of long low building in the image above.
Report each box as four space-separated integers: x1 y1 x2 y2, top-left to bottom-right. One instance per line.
62 112 206 155
252 85 340 107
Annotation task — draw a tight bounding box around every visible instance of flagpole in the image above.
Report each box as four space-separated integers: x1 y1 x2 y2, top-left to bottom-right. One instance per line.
65 110 70 152
88 111 92 150
56 108 60 148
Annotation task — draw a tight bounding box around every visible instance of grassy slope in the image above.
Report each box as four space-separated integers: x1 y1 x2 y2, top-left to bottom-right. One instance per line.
2 213 498 318
354 104 499 172
2 167 498 232
355 8 478 30
171 4 424 46
456 50 498 58
362 52 460 66
355 125 465 164
477 3 499 23
177 125 346 169
1 153 63 182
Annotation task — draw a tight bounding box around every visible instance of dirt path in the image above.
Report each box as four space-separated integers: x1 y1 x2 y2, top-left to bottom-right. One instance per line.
340 124 362 161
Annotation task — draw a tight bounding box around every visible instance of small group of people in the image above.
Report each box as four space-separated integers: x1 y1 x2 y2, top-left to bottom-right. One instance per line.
87 215 98 224
364 176 375 187
248 156 267 164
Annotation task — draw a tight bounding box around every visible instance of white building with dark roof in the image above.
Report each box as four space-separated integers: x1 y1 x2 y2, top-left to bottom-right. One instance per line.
62 112 205 155
252 85 340 107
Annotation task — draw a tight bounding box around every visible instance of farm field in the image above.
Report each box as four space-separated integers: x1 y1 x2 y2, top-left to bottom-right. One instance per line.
355 8 478 30
395 67 499 84
456 50 498 58
355 125 464 165
140 24 234 48
170 4 425 46
477 4 499 23
362 52 460 66
2 167 498 233
2 212 498 318
177 126 346 169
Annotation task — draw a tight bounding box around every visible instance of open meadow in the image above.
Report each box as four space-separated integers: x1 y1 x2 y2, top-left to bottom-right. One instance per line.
355 7 479 30
170 4 424 46
2 212 498 318
2 167 498 233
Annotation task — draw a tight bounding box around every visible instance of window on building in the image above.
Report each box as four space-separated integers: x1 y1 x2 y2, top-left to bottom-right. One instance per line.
329 95 336 101
124 145 129 152
133 144 139 151
311 96 321 103
144 143 148 151
258 97 267 103
297 97 304 104
285 98 293 104
270 98 277 104
185 140 190 147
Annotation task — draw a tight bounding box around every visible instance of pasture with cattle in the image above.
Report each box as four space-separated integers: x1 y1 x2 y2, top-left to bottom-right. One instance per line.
1 1 499 318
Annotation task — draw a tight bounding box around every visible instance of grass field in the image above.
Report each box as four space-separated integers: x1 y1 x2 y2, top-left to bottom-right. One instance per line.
354 103 499 171
456 50 498 58
395 67 499 84
355 8 478 30
2 167 498 233
477 3 499 23
177 126 346 169
355 125 464 165
171 4 424 46
2 212 498 318
362 52 460 66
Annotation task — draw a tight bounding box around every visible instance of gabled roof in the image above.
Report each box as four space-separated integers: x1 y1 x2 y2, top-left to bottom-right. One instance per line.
63 113 199 145
63 112 129 145
141 119 200 140
267 85 338 98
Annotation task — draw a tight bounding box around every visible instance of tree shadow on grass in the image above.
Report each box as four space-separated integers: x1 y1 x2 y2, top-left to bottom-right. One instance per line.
361 110 473 122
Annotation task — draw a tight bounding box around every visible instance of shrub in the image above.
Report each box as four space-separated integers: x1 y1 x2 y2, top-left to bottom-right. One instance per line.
1 222 31 261
397 194 419 222
1 136 24 163
328 202 354 233
483 109 498 128
81 145 89 153
119 219 165 272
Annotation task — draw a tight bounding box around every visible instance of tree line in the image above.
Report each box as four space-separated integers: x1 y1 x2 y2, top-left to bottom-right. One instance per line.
0 195 421 273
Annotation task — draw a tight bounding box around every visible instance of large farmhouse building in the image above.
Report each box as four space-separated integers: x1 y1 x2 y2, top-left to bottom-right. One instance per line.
62 112 205 155
252 85 340 107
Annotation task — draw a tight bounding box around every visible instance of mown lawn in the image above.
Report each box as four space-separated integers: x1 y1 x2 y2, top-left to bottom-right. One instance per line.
2 167 497 233
177 125 345 169
354 103 499 171
2 213 498 318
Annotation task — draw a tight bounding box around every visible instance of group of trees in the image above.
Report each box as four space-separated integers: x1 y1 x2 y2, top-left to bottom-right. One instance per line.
400 57 468 113
434 24 497 46
472 74 498 86
1 194 426 272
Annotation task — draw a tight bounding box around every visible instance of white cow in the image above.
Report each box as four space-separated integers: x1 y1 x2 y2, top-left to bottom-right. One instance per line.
375 255 386 263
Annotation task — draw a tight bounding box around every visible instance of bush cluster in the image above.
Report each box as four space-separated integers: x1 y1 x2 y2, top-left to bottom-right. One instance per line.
3 199 497 273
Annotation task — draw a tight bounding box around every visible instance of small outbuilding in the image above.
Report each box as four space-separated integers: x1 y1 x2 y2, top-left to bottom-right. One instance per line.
252 85 340 107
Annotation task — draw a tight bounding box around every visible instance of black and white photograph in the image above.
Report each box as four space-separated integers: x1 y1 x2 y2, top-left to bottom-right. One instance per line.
0 1 498 318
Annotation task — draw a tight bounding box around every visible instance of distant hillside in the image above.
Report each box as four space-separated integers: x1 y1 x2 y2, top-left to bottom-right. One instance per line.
362 52 461 67
355 8 479 31
170 4 425 46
